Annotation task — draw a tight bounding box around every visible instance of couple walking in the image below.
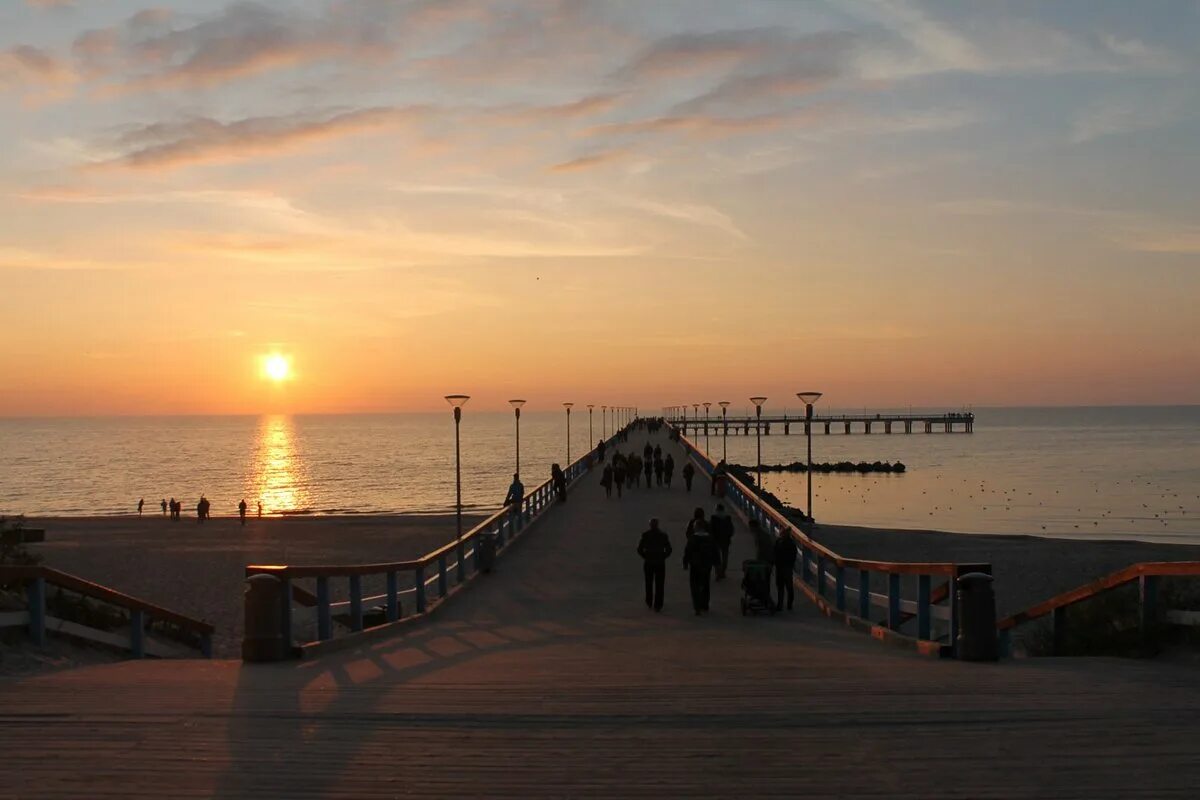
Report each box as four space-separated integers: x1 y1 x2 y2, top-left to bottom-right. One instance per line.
635 503 736 615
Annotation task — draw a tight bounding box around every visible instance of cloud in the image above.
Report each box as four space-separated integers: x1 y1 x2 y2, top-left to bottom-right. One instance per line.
549 149 630 173
0 45 73 90
1117 224 1200 255
586 105 838 141
619 29 784 80
1070 94 1191 143
95 105 436 170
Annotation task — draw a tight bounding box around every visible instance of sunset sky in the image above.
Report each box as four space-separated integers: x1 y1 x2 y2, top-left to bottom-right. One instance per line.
2 0 1198 415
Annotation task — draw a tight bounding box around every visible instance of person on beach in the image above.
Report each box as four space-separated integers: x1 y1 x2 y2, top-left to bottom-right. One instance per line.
160 498 167 516
637 518 672 612
773 528 798 611
238 499 248 525
169 498 176 521
138 498 144 516
504 473 525 526
685 507 706 542
682 461 696 492
710 503 734 580
600 464 614 498
196 497 205 523
682 519 718 615
257 501 262 518
551 464 567 503
663 454 675 488
654 454 664 486
643 456 653 488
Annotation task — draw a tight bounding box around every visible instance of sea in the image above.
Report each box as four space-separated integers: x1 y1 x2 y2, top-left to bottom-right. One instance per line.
1 407 1197 544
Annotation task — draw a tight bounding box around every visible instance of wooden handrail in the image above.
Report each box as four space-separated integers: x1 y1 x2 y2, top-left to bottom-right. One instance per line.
0 565 214 635
997 562 1200 631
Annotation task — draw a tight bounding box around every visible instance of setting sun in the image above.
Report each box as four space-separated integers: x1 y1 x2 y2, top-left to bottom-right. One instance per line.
262 354 291 383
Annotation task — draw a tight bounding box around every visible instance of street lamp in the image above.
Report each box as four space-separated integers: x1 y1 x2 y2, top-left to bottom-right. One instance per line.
796 391 823 523
563 403 574 462
749 396 767 490
601 405 607 439
587 404 594 451
718 401 730 462
508 399 526 475
444 394 469 581
703 402 712 456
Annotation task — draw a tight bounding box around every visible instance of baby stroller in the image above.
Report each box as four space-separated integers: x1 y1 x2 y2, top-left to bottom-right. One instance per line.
740 560 775 616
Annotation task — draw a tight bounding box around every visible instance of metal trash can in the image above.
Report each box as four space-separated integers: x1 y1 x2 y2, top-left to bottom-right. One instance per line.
478 532 498 573
242 573 286 662
956 572 998 661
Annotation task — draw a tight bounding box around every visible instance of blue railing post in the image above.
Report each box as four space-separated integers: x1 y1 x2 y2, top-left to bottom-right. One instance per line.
815 556 826 598
26 576 46 646
497 518 506 548
438 554 448 598
200 632 213 658
801 550 811 587
316 576 332 641
349 575 363 631
949 568 962 657
386 571 399 621
835 565 846 611
280 577 293 651
917 574 932 640
415 566 427 613
456 540 466 584
130 609 145 658
887 573 902 630
858 569 871 620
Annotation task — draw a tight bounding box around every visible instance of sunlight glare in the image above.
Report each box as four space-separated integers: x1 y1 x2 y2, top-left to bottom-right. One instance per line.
263 353 292 383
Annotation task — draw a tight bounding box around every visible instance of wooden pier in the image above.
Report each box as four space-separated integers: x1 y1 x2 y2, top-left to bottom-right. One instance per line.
668 411 974 435
5 424 1200 798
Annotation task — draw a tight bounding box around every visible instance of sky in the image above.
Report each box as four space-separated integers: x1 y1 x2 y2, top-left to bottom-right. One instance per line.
1 0 1198 415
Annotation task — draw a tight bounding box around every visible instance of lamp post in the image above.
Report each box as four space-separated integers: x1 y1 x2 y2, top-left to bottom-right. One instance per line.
563 403 574 462
444 395 470 537
718 401 730 462
749 396 767 490
508 399 526 475
796 391 823 523
702 402 711 456
587 404 594 451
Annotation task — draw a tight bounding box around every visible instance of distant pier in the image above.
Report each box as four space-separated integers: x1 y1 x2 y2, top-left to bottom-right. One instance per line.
666 411 974 435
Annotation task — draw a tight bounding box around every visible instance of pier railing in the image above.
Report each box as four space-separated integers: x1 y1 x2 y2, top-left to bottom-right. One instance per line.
0 565 214 658
997 562 1200 657
245 441 605 658
674 429 988 657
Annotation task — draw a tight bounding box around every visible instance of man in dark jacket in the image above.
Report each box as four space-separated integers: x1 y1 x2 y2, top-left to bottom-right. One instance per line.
682 522 719 615
637 518 672 611
681 461 696 492
709 503 734 580
773 529 799 611
663 454 675 488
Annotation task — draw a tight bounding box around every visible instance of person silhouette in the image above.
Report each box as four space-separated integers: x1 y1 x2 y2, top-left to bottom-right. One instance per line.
682 461 696 492
663 454 675 488
137 498 144 516
682 519 718 615
643 456 653 488
637 518 672 612
551 464 567 503
160 498 167 516
601 464 613 499
257 501 262 518
238 499 248 526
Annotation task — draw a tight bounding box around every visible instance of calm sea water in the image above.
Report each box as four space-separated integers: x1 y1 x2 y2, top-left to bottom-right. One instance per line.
1 407 1197 544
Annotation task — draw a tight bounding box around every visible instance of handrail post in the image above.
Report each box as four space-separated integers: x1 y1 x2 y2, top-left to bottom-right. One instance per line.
415 566 427 613
835 565 846 611
438 554 448 598
917 574 932 640
317 576 332 641
496 517 506 548
456 539 466 584
280 577 293 652
815 556 825 598
130 609 145 658
386 571 399 621
801 550 811 587
349 575 363 631
887 572 901 630
858 569 871 620
27 576 46 646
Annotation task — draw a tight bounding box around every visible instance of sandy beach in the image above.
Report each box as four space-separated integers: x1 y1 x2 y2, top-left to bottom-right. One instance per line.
19 513 484 658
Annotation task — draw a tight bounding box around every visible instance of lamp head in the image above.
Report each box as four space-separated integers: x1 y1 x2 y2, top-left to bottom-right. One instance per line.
508 399 526 409
563 402 573 409
444 394 470 408
796 392 823 406
703 402 711 408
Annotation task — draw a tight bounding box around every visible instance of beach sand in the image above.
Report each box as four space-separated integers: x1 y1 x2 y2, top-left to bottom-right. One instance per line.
20 513 484 658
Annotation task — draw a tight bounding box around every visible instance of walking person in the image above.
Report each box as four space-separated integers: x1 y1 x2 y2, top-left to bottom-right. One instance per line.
749 518 775 603
643 455 653 488
682 461 696 492
601 464 614 498
160 498 167 516
504 473 524 525
238 498 248 526
551 464 567 503
684 507 706 541
613 454 626 499
257 501 262 518
653 454 664 487
596 439 607 463
682 519 719 615
773 528 798 611
629 455 642 488
710 503 734 580
196 497 205 523
663 454 675 488
137 498 144 516
637 518 672 612
643 442 653 464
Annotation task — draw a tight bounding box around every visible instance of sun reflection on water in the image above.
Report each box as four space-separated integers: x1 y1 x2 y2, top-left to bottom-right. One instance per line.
253 415 308 514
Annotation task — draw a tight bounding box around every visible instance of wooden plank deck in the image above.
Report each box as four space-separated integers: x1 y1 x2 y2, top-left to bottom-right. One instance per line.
3 430 1200 798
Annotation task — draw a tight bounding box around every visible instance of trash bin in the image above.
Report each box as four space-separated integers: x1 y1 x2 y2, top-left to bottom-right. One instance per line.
242 573 286 662
478 532 498 573
956 572 998 661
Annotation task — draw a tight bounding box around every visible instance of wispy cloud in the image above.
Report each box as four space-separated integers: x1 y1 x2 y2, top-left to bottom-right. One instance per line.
1070 93 1192 143
549 149 630 173
0 45 73 91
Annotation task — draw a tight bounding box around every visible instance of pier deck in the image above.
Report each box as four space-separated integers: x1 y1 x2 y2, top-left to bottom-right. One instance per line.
3 430 1199 798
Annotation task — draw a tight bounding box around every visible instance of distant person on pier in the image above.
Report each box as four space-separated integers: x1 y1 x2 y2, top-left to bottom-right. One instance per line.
643 456 653 487
653 444 662 461
710 503 734 580
682 461 696 492
238 499 248 526
551 464 567 503
612 454 626 498
505 474 525 524
682 519 718 615
601 464 614 498
137 498 144 516
663 454 675 488
160 498 167 516
637 518 672 612
685 507 707 542
629 455 642 488
773 528 798 611
653 454 664 486
596 439 606 463
643 442 653 463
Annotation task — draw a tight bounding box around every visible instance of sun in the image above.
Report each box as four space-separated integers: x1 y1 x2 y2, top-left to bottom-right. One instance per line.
262 353 292 383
